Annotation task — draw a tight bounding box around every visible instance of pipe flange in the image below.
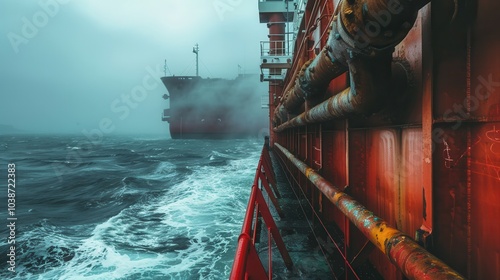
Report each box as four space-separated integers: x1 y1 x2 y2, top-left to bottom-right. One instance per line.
336 0 417 55
392 57 415 89
336 15 394 56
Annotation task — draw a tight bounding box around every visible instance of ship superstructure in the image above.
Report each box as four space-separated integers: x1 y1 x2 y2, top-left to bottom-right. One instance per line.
232 0 500 279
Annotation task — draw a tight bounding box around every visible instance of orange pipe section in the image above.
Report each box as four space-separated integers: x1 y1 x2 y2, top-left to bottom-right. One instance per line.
274 143 465 280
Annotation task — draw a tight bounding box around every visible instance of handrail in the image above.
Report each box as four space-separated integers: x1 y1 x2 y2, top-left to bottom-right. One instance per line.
230 143 293 280
274 143 466 280
260 40 294 57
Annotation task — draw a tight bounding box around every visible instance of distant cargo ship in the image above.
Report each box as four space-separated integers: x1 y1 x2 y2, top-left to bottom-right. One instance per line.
160 45 268 139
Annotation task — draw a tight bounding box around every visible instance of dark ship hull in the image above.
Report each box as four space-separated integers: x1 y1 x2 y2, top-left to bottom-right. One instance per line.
161 75 267 139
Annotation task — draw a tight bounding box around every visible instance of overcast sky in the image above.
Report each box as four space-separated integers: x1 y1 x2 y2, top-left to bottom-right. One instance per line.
0 0 268 135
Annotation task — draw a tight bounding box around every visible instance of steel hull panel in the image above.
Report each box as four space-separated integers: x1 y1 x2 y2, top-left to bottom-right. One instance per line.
235 0 500 278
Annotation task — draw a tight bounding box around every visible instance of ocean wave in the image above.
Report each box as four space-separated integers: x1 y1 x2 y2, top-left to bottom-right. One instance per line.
0 136 262 279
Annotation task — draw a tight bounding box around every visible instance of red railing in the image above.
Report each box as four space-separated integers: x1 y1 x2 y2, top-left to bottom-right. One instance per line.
230 141 293 280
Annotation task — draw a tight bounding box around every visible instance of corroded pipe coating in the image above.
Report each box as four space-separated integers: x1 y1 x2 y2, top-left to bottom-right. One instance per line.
274 0 431 131
274 143 465 280
275 48 393 132
281 61 309 114
337 0 419 49
274 103 289 124
281 50 348 114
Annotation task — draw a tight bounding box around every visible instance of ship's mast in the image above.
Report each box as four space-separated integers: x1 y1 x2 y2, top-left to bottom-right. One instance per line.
163 59 171 76
164 59 167 76
192 43 199 77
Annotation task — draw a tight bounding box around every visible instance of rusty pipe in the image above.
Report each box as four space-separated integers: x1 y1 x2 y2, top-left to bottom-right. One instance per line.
274 57 411 131
274 143 465 280
337 0 419 50
275 48 393 132
282 50 348 114
273 0 430 129
273 103 288 125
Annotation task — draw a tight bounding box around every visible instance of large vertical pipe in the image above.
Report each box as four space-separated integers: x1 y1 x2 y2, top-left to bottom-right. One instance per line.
268 13 285 55
267 13 286 145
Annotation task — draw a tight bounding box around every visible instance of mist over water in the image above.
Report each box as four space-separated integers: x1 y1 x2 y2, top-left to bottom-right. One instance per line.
163 75 269 136
0 135 262 279
0 1 268 135
1 1 271 277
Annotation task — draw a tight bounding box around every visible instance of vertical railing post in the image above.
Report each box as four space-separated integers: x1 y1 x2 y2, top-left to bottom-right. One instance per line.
231 144 293 279
268 229 273 280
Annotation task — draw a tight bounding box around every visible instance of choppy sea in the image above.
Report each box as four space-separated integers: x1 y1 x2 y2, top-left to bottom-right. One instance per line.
0 135 262 279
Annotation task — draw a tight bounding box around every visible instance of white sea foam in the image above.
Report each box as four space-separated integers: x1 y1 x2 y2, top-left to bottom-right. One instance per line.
153 161 177 175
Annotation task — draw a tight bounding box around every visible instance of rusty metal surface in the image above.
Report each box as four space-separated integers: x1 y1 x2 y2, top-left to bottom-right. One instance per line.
433 0 500 122
470 0 500 121
261 0 500 279
282 48 348 113
432 123 500 278
362 129 400 279
275 51 396 132
400 129 424 236
429 1 500 278
320 129 348 229
469 123 500 279
468 16 500 280
274 0 432 128
274 143 465 280
338 0 419 49
419 4 434 239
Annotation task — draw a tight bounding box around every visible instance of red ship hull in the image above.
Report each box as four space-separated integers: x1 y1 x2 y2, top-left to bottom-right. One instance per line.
231 0 500 279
